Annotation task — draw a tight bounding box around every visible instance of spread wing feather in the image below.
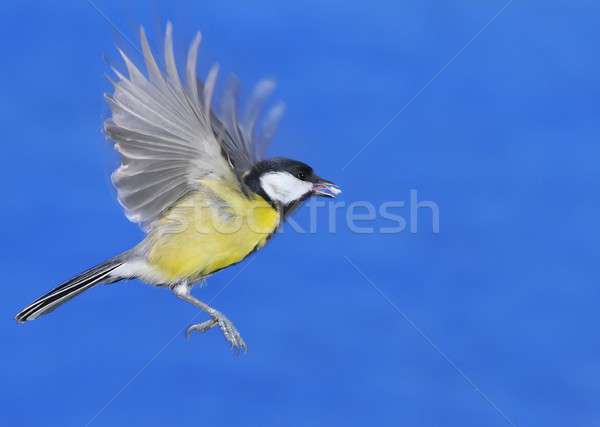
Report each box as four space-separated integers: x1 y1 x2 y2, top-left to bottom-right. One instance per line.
104 22 283 230
215 76 285 179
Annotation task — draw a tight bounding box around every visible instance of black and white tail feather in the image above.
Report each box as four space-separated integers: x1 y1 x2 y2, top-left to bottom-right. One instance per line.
15 260 123 322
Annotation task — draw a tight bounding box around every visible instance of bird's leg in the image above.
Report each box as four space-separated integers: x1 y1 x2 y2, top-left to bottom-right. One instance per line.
171 283 247 352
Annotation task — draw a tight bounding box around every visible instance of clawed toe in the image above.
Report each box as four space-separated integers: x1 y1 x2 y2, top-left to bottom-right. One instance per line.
216 317 247 352
173 285 247 352
186 318 217 337
186 315 247 352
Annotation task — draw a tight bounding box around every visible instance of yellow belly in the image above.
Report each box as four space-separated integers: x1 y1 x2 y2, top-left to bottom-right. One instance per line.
145 180 280 281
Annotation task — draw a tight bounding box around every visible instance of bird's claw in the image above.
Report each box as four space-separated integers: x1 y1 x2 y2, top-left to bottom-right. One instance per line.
186 318 217 336
186 315 247 353
217 315 247 353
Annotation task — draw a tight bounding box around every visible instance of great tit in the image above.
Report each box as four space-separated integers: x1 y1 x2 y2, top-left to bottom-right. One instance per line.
15 23 340 351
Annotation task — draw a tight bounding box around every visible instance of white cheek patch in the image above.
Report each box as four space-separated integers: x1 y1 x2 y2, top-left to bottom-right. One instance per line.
260 172 313 205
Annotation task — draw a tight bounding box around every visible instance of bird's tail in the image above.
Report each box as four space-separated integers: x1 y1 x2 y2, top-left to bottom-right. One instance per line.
15 259 123 323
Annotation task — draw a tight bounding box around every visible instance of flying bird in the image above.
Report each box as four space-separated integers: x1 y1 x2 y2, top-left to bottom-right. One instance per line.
15 23 340 351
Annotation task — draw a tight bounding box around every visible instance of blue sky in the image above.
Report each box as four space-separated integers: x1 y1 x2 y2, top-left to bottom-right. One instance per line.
2 1 600 426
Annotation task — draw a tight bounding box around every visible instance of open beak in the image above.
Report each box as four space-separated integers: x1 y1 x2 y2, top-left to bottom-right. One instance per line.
312 178 341 198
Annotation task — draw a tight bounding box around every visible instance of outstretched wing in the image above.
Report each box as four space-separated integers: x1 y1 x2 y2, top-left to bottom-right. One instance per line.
104 22 283 230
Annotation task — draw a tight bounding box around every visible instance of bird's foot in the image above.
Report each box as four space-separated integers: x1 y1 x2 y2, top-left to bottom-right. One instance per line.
187 314 247 352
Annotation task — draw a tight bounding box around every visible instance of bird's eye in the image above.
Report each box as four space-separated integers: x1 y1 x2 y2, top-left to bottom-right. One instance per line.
297 171 306 180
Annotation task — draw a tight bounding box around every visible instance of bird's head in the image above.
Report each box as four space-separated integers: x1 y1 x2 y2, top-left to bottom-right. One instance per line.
244 157 341 209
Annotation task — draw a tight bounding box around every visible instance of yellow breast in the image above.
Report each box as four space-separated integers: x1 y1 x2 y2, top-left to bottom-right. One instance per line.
145 180 280 281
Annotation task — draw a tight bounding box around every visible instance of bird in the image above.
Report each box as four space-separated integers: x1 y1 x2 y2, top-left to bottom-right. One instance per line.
15 22 340 351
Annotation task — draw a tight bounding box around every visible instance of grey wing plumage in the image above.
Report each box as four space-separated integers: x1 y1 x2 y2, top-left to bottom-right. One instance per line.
215 75 285 179
104 22 284 230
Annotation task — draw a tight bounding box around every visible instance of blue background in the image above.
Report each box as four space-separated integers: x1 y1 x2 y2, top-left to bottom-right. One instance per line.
2 1 599 426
